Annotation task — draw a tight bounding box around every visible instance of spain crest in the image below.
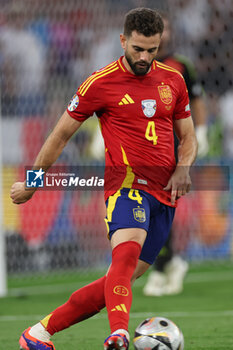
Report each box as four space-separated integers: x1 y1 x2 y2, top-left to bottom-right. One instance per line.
158 85 173 104
133 207 146 223
141 99 156 118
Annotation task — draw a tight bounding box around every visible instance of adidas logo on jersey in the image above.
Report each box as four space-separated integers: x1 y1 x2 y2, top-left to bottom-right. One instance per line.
111 304 128 313
118 94 135 105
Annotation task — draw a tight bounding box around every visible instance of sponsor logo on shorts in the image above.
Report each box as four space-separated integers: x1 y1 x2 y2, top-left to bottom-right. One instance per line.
113 285 129 296
133 207 146 223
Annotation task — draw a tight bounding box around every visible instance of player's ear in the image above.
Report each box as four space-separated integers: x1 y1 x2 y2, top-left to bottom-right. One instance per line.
120 34 127 50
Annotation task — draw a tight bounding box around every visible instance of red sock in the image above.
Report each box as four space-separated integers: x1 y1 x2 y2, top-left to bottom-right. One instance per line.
41 276 106 335
105 241 141 333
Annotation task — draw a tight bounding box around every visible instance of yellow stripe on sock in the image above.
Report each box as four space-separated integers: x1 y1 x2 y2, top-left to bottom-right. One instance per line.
116 305 122 311
40 314 52 328
121 304 128 313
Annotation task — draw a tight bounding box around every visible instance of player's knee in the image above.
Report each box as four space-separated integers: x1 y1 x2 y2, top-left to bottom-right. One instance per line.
108 241 141 280
111 228 147 250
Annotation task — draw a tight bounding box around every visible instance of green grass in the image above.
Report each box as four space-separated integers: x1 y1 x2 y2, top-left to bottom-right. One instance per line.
1 262 233 349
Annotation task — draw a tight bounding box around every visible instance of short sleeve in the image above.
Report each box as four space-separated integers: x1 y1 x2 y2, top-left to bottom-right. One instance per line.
173 75 191 120
66 75 104 122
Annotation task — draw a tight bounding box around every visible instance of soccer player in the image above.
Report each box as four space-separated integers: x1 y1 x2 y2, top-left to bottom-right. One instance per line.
143 14 208 297
11 8 197 350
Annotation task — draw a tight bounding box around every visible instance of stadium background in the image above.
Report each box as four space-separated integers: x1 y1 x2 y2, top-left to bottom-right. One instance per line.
0 0 233 283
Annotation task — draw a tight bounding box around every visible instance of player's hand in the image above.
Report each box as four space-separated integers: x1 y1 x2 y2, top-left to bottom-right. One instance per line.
163 166 191 205
10 182 36 204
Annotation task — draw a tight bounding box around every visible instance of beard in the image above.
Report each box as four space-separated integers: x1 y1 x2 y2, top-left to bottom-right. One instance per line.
125 52 153 76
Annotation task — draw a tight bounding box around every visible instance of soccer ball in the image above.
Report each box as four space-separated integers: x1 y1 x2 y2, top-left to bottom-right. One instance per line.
133 316 184 350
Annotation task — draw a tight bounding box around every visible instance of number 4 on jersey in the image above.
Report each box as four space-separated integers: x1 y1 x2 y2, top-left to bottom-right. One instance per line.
145 121 158 145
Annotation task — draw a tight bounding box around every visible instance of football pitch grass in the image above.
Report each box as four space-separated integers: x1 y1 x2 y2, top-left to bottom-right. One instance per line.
1 262 233 350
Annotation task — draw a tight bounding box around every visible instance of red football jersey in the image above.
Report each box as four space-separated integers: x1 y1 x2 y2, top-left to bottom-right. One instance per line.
67 56 191 206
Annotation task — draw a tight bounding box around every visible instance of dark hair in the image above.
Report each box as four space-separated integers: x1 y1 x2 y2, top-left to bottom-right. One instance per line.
124 8 164 37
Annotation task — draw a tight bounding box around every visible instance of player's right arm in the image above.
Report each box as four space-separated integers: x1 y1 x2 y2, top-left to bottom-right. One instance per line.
11 65 107 204
10 110 83 204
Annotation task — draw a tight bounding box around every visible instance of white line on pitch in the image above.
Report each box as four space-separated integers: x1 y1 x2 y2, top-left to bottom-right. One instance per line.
1 310 233 322
7 270 233 297
8 281 89 297
134 270 233 286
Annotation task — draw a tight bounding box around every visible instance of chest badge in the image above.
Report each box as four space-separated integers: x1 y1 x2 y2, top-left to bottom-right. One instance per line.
158 85 173 104
141 99 156 118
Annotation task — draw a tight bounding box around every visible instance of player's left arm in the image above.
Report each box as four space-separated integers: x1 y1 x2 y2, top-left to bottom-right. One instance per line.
164 116 198 205
190 97 209 157
182 56 209 157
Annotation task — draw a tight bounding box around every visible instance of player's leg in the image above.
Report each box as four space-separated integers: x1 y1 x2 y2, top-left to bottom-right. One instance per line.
104 258 150 350
143 231 173 296
163 253 189 295
159 134 189 295
19 259 150 350
104 228 146 349
19 188 149 350
132 257 151 283
140 192 175 298
103 192 175 349
43 255 149 335
104 189 150 350
155 231 173 271
144 230 189 296
19 276 107 350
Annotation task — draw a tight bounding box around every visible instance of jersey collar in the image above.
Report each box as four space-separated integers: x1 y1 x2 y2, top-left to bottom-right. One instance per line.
118 56 156 75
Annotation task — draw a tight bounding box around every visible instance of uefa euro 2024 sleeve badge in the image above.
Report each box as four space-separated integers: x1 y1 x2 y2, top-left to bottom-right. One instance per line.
141 99 156 118
68 94 79 111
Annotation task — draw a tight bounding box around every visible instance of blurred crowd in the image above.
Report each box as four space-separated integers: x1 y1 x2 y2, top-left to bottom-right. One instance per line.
0 0 232 159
